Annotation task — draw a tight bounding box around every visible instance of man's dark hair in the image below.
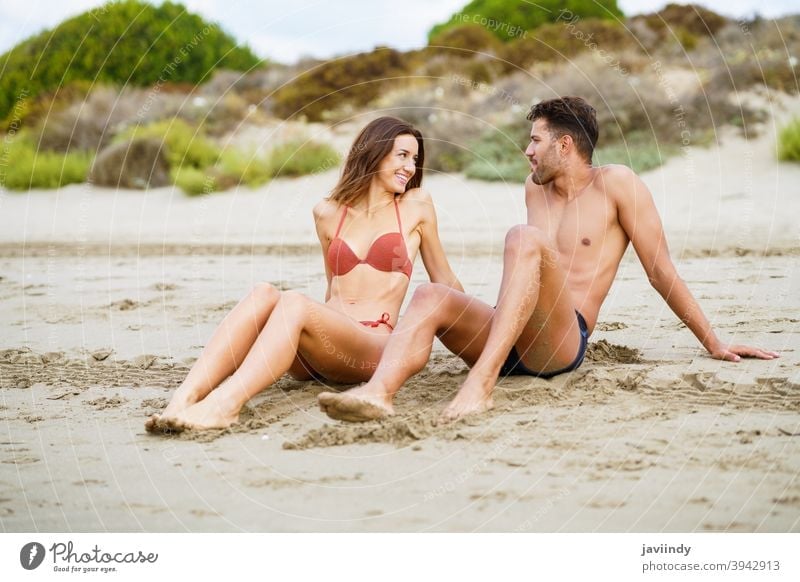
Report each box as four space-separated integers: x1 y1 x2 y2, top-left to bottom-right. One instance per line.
527 97 598 162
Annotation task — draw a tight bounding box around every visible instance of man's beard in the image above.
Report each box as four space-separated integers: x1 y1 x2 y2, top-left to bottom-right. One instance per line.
530 164 555 185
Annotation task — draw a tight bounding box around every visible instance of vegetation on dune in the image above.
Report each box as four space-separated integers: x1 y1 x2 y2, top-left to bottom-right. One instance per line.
0 0 261 124
428 0 624 43
0 133 93 190
777 118 800 162
271 48 409 122
2 1 798 191
115 119 220 170
268 140 340 178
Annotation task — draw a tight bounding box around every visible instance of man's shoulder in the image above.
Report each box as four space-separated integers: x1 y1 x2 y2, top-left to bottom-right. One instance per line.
594 164 646 202
523 174 544 196
595 163 638 183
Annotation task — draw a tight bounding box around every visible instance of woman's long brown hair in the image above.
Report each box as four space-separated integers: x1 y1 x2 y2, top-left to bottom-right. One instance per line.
329 116 424 207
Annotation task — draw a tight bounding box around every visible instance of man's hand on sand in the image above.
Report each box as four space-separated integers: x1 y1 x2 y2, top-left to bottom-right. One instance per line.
710 343 780 362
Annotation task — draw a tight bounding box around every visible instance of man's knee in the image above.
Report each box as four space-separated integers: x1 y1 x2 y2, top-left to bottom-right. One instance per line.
505 225 551 259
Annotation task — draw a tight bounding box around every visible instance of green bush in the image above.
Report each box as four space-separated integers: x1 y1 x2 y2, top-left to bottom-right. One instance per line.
463 127 530 182
217 148 272 188
778 118 800 162
272 48 409 121
1 134 93 189
594 137 677 173
116 119 220 170
429 0 624 43
638 3 728 39
268 140 340 177
1 80 93 133
0 0 262 122
429 23 501 52
497 18 634 71
171 166 217 196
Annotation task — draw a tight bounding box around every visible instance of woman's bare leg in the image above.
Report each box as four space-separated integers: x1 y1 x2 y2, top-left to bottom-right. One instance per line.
318 283 495 422
156 291 390 431
146 283 280 429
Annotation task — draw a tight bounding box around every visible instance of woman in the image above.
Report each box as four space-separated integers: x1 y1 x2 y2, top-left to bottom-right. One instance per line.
146 117 462 432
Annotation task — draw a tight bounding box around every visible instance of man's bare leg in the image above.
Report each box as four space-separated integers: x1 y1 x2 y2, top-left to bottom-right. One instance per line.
318 284 495 422
442 225 582 420
145 283 281 431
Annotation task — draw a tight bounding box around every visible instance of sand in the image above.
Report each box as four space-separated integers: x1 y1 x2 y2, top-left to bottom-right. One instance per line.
1 101 799 532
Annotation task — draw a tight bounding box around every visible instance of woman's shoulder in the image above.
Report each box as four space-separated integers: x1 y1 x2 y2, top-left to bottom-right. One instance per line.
400 187 432 204
399 188 436 229
313 197 341 221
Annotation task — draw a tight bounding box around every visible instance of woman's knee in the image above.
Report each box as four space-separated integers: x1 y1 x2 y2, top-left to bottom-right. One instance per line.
250 282 281 305
275 290 309 318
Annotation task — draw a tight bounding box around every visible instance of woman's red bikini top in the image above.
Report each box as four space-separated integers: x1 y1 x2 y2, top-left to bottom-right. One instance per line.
327 198 413 279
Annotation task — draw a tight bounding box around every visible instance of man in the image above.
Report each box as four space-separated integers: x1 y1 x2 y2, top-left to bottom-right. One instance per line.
318 96 778 423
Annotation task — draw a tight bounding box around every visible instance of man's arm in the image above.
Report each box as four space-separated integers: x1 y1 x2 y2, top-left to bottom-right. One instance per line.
613 166 778 361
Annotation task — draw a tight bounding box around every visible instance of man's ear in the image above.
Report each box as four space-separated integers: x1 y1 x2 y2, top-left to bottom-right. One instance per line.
559 134 573 155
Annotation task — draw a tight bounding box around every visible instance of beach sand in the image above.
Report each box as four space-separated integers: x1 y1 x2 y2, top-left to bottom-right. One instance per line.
1 105 799 532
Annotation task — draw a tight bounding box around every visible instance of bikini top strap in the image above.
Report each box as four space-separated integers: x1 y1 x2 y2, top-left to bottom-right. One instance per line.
333 205 349 238
393 197 404 240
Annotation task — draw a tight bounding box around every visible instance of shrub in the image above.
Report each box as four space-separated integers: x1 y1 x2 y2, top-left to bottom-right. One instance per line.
0 134 92 190
638 3 728 39
778 118 800 162
594 135 678 173
89 138 170 188
0 0 262 121
429 23 501 53
463 125 530 182
116 119 220 170
0 80 93 133
498 19 635 71
217 148 272 188
268 140 340 177
271 48 410 121
423 115 487 174
36 86 146 153
171 166 217 196
429 0 624 43
203 93 257 137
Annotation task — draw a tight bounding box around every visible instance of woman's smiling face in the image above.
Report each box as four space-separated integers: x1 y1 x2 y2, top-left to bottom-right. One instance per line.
373 134 419 193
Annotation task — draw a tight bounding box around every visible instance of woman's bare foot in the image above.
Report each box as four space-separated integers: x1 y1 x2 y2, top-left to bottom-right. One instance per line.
318 384 394 422
149 392 240 432
144 389 201 433
440 372 495 422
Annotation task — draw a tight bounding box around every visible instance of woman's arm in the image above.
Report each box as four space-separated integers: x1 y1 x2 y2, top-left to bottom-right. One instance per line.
413 190 464 292
313 201 334 302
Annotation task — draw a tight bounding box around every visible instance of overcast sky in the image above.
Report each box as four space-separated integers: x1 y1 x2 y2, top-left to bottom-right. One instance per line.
0 0 797 63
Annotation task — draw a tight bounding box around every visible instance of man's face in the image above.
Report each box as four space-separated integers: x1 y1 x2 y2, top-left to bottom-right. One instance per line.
524 119 560 185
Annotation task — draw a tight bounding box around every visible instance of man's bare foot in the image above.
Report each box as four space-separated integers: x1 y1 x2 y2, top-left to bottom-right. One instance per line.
318 385 394 422
147 393 240 433
440 374 495 422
